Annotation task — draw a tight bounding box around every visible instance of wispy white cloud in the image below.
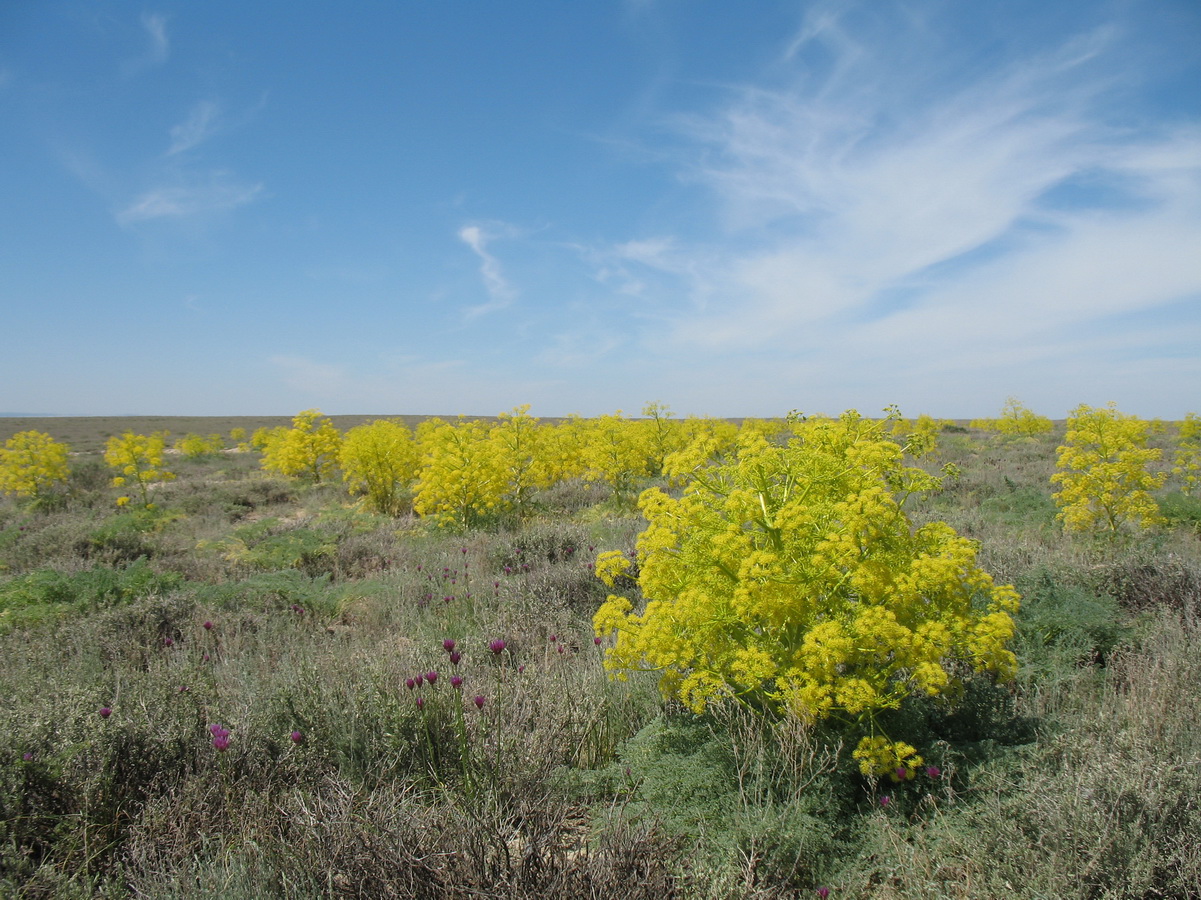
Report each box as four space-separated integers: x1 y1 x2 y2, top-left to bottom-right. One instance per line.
168 101 222 155
117 173 263 223
458 223 518 318
600 0 1201 397
122 12 170 75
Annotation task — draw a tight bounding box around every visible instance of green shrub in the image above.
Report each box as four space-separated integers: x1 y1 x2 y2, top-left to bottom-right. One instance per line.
0 559 182 632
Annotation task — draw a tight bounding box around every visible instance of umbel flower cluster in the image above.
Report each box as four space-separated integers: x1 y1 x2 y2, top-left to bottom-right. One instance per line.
593 411 1021 774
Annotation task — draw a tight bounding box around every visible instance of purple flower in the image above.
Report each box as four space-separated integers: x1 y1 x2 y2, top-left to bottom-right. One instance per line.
489 639 506 655
549 634 558 643
414 673 425 686
164 637 174 647
99 707 112 718
880 795 890 807
449 650 462 666
450 675 463 690
203 620 213 630
426 671 439 686
23 752 34 762
405 678 416 690
209 724 231 752
557 645 565 655
817 889 830 900
443 638 456 652
203 653 211 662
593 636 603 646
896 767 907 780
291 730 304 744
517 664 525 673
926 765 942 779
416 697 425 711
178 685 189 693
473 695 486 710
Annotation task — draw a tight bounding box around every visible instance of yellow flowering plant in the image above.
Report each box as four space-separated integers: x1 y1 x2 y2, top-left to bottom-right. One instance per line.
0 431 71 501
593 410 1021 778
996 397 1053 436
105 431 175 509
340 419 418 515
414 417 508 528
1173 412 1201 497
261 410 343 482
1051 403 1166 534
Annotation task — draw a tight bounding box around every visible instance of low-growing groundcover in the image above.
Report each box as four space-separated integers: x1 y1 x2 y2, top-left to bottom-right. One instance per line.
0 412 1199 898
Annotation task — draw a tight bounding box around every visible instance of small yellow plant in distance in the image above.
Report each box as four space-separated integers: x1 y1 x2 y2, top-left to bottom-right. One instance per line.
0 431 71 501
1052 403 1166 534
593 410 1020 772
997 396 1054 436
105 431 175 509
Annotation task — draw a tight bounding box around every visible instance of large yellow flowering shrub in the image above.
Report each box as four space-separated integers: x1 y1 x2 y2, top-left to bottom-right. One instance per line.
0 431 71 500
1051 403 1165 534
340 419 418 515
593 411 1020 777
261 410 343 482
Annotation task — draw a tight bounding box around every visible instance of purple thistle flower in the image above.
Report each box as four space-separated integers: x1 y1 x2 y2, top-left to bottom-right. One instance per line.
23 752 34 761
99 707 112 718
896 767 907 780
926 765 942 779
557 645 565 654
517 664 526 673
426 671 439 686
203 653 211 662
451 675 463 690
416 697 425 711
880 795 890 807
405 678 416 690
203 621 213 630
414 673 425 686
489 639 506 654
291 730 304 744
449 650 462 666
473 695 486 710
443 638 456 652
164 637 174 647
594 636 603 645
817 888 830 899
549 634 558 643
209 723 231 751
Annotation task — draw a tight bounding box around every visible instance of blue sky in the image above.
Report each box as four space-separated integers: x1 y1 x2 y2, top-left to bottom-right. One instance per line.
2 0 1199 419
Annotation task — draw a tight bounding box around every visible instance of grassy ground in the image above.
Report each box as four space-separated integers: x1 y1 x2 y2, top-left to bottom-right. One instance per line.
1 423 1199 898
